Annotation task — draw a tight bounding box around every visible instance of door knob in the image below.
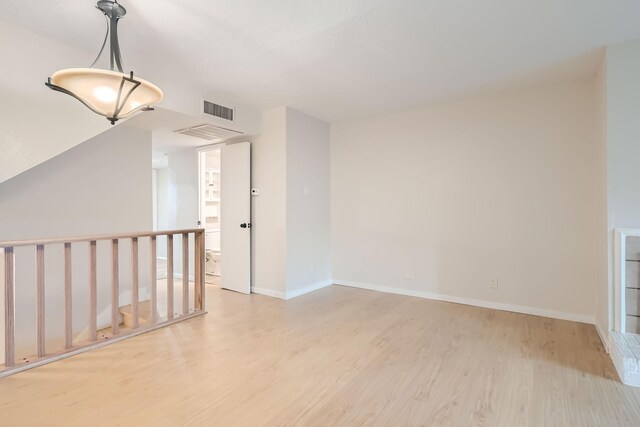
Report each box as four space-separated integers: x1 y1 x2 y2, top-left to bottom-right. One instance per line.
240 223 252 229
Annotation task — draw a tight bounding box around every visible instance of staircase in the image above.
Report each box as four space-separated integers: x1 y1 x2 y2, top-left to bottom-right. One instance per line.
96 300 155 338
120 300 156 328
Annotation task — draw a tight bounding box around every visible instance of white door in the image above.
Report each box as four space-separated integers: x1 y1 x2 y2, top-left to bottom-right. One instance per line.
221 142 251 294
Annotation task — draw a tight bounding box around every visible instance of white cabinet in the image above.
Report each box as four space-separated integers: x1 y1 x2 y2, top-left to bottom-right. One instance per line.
204 168 221 229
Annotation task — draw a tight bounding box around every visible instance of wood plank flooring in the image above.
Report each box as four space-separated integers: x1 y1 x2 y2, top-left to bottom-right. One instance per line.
0 285 639 426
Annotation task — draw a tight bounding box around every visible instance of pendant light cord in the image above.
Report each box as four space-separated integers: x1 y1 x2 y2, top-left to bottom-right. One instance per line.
89 14 110 68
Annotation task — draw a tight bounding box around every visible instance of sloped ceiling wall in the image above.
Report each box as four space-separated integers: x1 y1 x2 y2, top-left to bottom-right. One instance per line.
0 19 112 184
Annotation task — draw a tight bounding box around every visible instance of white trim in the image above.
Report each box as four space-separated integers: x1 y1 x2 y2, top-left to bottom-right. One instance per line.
252 287 286 300
334 280 596 325
196 142 228 153
614 229 626 332
612 228 640 333
285 280 332 300
156 256 167 261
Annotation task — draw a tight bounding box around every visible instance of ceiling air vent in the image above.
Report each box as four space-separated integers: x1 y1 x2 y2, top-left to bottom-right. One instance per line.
174 124 242 141
203 100 234 121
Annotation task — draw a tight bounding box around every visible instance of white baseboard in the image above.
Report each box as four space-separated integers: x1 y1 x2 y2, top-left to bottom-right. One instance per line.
286 280 332 300
251 280 332 301
334 279 596 325
252 287 286 300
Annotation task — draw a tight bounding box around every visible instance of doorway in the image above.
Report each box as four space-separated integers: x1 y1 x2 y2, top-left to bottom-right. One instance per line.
198 142 252 294
200 149 222 286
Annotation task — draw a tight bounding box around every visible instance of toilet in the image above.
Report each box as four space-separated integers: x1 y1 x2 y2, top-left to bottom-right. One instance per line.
205 230 221 277
205 250 221 276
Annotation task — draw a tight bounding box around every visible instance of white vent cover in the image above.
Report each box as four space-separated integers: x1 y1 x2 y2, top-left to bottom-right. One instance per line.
174 124 242 141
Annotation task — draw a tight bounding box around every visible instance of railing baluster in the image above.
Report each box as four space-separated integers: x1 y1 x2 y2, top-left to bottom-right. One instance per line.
0 228 206 377
89 241 97 341
131 237 139 329
64 243 72 349
194 231 203 311
167 235 174 320
36 245 45 357
112 239 119 335
150 236 157 325
182 233 189 315
4 247 15 368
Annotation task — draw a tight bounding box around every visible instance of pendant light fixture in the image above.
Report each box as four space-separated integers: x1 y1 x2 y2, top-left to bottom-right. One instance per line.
45 0 163 125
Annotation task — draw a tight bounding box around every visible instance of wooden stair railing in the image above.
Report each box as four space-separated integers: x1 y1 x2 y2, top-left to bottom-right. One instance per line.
0 229 205 377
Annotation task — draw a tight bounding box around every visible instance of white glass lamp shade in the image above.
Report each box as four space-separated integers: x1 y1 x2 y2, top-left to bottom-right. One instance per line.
49 68 163 123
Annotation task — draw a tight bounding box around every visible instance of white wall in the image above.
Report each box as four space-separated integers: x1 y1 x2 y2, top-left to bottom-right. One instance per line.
331 80 601 322
595 56 609 336
155 167 170 258
606 40 640 230
251 108 287 296
156 167 170 231
0 126 153 359
167 149 200 230
0 125 152 238
166 148 199 277
604 39 640 333
249 107 332 299
286 108 332 296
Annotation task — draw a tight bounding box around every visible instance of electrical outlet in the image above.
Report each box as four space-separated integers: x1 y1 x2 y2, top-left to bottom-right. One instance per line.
403 268 415 280
489 277 499 289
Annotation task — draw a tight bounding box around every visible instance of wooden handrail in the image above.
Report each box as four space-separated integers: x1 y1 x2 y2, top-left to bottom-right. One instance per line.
1 228 206 377
0 228 203 248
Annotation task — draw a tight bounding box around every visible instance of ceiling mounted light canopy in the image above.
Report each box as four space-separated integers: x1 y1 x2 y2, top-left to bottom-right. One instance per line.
45 0 163 125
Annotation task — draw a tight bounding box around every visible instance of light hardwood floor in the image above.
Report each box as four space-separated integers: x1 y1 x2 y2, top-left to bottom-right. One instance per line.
1 285 639 426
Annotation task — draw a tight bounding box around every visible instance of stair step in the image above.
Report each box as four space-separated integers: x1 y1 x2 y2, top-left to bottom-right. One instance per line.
119 300 156 327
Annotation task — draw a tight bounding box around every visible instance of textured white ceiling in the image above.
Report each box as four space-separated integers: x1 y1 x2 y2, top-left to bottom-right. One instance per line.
1 0 640 122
